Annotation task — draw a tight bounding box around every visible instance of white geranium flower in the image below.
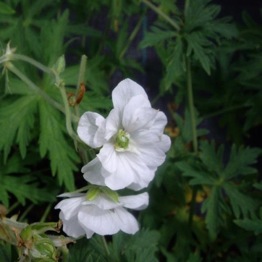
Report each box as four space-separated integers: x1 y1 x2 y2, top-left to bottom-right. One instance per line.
77 78 171 190
55 191 149 239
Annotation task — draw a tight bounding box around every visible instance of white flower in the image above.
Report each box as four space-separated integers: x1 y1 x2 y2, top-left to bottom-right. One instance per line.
55 191 149 239
77 78 171 190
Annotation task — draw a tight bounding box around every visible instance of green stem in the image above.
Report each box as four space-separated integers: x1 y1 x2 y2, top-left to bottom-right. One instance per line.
203 104 248 119
19 204 34 221
186 57 198 226
142 0 180 31
7 63 65 112
101 236 110 256
58 82 81 141
40 204 52 223
186 57 198 153
10 54 55 76
119 17 143 59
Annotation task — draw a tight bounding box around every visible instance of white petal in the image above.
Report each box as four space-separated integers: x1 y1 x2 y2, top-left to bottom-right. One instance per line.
82 158 106 186
122 96 157 132
78 205 120 236
149 111 168 133
158 134 171 153
55 196 85 220
104 108 121 140
77 112 106 148
119 192 149 210
104 152 154 190
114 207 139 234
112 79 148 111
59 212 85 239
97 143 118 173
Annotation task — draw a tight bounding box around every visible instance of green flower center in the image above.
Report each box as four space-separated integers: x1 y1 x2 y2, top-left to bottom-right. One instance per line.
114 129 130 150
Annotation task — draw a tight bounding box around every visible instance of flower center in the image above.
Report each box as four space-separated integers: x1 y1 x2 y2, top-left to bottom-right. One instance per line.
114 129 130 151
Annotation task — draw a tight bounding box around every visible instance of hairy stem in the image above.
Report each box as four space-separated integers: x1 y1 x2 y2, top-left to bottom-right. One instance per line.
186 57 198 153
186 57 198 226
102 236 110 256
142 0 180 31
7 63 65 113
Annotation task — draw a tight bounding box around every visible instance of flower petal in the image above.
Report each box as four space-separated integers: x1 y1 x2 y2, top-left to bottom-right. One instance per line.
82 158 107 186
55 196 85 220
84 195 121 210
97 143 118 173
120 192 149 210
114 207 139 234
104 152 154 190
78 205 120 236
77 112 106 148
122 96 157 132
104 108 121 140
59 212 85 238
112 79 148 111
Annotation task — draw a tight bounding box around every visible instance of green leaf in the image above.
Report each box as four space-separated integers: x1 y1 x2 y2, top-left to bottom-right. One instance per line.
234 218 262 235
140 26 177 48
201 186 221 239
0 95 37 160
0 2 15 15
199 140 224 173
110 230 160 262
224 183 258 219
38 100 78 191
185 31 213 75
223 145 261 179
176 161 215 186
0 154 56 207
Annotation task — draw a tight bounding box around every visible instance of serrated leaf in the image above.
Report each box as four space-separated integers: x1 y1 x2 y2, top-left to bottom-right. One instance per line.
223 145 261 179
38 100 78 191
140 26 177 48
234 218 262 235
199 140 224 173
224 183 258 218
110 230 160 262
176 161 215 186
0 95 37 160
0 154 56 207
185 31 213 75
201 186 221 239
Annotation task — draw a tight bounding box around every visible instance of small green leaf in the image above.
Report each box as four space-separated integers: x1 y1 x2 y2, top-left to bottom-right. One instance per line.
235 218 262 235
86 187 101 201
101 187 119 203
0 2 15 15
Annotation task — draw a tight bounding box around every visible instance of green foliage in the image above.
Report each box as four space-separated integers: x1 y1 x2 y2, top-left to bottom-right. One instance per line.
0 0 261 261
0 154 56 207
177 141 261 238
67 230 160 262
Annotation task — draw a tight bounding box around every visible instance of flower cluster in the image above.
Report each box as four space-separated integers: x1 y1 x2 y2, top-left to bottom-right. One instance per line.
55 79 171 239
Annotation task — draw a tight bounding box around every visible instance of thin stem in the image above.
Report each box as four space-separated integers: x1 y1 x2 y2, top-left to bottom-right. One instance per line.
40 204 52 223
101 236 110 256
7 63 65 113
186 57 198 227
142 0 180 31
19 204 34 221
203 104 248 119
10 54 55 75
119 17 143 59
58 82 81 142
186 57 198 153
